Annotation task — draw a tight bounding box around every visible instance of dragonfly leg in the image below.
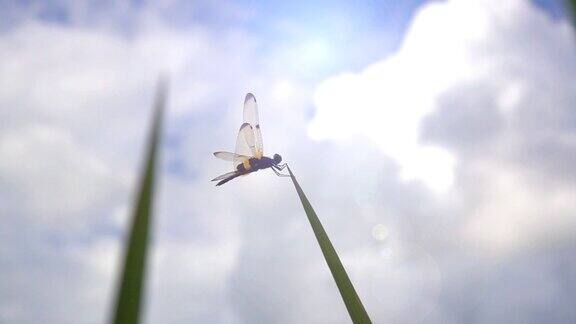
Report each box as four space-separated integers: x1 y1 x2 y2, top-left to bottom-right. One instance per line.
271 165 290 177
275 163 287 170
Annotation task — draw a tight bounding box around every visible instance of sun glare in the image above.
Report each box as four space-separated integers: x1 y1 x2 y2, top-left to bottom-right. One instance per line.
297 39 331 68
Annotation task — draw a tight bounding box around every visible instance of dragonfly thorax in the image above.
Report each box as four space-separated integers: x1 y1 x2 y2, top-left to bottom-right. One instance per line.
235 155 281 172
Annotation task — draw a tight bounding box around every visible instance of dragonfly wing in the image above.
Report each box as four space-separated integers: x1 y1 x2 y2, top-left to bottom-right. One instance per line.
212 170 239 181
216 171 242 186
214 151 250 162
234 123 256 168
254 125 263 158
243 93 263 158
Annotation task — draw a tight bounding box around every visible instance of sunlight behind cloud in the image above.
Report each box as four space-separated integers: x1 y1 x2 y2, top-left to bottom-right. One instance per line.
297 38 332 69
271 79 295 100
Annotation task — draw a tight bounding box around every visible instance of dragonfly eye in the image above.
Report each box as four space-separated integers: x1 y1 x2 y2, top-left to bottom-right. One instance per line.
273 154 282 164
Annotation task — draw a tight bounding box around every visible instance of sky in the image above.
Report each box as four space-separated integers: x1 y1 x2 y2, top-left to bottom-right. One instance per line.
0 0 575 323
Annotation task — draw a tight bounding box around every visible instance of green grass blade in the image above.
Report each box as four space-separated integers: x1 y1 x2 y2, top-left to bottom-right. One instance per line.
287 166 372 324
570 0 576 25
111 79 166 324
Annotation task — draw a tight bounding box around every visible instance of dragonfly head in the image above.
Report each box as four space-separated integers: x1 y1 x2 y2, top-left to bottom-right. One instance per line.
273 154 282 164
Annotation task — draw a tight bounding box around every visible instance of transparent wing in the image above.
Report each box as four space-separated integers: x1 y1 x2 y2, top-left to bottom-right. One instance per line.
212 170 239 181
234 123 256 167
214 151 250 162
243 93 263 158
254 125 263 158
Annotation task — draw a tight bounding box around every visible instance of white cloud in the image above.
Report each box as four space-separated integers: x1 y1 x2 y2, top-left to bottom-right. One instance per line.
0 124 123 225
309 0 576 196
0 9 258 324
308 0 495 192
463 160 576 254
310 0 576 254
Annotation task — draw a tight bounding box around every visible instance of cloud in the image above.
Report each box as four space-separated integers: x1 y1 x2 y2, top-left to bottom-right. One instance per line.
306 0 576 321
0 7 259 323
310 0 576 253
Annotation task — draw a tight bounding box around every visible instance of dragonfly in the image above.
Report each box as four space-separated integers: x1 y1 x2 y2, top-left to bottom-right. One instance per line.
212 93 288 186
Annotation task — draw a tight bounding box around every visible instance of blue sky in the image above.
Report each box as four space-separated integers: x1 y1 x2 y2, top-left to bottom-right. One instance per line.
1 0 576 323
